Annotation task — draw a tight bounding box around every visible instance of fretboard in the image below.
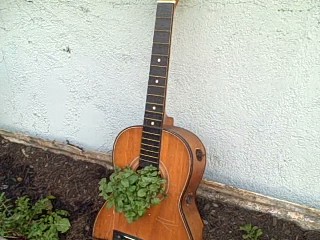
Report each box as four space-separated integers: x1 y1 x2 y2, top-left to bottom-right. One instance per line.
139 3 175 168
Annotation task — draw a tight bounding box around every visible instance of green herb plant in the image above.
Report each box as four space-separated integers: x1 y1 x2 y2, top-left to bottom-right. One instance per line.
99 165 166 223
0 192 71 240
240 223 263 240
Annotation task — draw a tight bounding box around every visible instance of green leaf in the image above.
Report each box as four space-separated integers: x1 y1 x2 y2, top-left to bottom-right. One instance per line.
137 189 147 197
128 175 139 184
150 171 158 177
0 192 71 239
240 223 263 240
105 182 113 192
116 198 124 209
151 197 161 205
137 209 146 216
149 183 160 192
98 165 166 223
55 217 71 233
121 179 130 188
128 185 136 192
139 181 149 187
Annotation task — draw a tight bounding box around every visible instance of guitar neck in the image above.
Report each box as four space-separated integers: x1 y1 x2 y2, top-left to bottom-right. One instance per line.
139 2 176 168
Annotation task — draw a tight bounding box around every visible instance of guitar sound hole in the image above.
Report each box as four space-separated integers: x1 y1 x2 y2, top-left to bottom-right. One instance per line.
113 230 142 240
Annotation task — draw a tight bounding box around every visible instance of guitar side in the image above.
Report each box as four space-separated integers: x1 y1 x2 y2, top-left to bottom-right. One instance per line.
93 126 206 240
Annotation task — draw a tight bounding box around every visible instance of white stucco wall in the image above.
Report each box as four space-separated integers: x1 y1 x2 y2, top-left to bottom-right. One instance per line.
1 0 319 209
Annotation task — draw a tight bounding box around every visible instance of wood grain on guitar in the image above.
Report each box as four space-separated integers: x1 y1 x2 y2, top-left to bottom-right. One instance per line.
93 1 206 239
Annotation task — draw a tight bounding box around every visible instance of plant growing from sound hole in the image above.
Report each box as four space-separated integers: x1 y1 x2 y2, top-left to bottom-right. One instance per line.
99 165 166 223
240 223 263 240
0 192 71 240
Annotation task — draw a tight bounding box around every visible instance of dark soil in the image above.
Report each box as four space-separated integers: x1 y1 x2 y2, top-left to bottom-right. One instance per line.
1 137 319 240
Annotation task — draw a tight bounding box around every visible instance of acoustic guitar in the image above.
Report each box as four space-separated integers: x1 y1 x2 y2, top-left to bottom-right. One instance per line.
93 0 206 239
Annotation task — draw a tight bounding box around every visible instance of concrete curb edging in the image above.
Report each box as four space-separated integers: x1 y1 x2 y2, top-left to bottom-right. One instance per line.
1 129 319 231
198 180 320 230
0 129 112 168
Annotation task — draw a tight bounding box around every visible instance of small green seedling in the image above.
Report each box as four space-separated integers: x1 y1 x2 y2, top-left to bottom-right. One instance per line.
240 223 263 240
0 192 71 240
99 165 166 223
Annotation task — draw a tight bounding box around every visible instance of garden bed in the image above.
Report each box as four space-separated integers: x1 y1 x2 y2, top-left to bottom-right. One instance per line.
1 136 319 239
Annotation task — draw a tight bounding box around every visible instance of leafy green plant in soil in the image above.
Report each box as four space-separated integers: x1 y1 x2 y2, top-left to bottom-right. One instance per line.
99 165 166 223
0 192 71 240
240 223 263 240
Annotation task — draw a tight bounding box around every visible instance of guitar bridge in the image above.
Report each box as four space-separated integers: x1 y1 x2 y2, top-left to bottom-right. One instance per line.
113 230 142 240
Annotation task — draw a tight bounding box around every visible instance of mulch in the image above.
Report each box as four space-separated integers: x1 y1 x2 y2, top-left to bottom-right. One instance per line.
0 136 319 240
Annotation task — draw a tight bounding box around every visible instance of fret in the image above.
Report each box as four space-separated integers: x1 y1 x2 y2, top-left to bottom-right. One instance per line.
142 139 160 147
151 55 169 66
139 160 158 168
157 0 176 4
149 84 165 88
142 130 162 138
153 31 171 44
141 142 159 149
144 118 162 128
144 112 163 121
141 149 159 158
145 103 164 113
144 117 162 122
156 16 172 19
154 30 171 33
149 74 167 78
150 63 167 68
142 138 161 147
142 131 161 137
145 110 163 115
144 112 163 122
156 3 174 18
142 137 160 143
153 42 170 45
142 135 161 143
150 66 167 77
150 65 166 68
147 93 164 98
141 153 159 159
143 126 162 135
152 43 169 55
141 138 161 146
146 101 164 107
141 147 159 154
150 65 167 68
147 85 165 96
151 53 169 57
140 158 157 164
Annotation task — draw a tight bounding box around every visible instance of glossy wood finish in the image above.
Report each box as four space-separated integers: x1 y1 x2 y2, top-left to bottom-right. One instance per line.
93 125 206 240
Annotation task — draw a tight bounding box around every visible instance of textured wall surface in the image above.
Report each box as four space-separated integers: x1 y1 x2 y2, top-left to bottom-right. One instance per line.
1 0 319 208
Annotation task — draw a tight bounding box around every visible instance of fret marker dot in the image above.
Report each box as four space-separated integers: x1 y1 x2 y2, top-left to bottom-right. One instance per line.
157 58 161 62
155 79 159 84
152 106 156 110
151 121 155 126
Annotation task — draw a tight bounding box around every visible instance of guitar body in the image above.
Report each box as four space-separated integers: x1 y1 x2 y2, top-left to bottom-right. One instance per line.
93 124 206 240
94 1 206 239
